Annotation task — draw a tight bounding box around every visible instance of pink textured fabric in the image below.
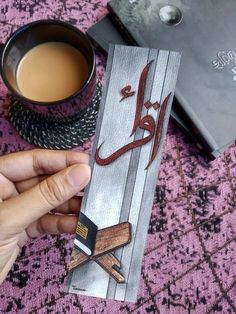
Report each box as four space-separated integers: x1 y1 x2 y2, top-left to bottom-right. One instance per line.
0 1 235 313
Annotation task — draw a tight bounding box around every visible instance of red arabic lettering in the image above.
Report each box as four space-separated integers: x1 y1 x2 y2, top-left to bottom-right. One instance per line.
95 115 155 166
130 60 153 136
95 60 172 169
120 85 135 102
144 100 160 110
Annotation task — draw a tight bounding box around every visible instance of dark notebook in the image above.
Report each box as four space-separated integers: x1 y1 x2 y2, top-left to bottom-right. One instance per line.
108 0 236 158
87 15 200 152
74 212 98 256
86 14 128 54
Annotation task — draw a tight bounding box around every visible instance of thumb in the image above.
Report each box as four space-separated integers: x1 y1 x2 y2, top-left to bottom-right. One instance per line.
0 164 90 231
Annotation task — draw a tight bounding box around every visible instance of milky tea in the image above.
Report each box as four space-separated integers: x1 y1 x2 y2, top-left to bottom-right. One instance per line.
16 42 89 102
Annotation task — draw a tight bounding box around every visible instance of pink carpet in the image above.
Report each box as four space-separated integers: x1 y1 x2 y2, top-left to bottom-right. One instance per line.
0 1 235 313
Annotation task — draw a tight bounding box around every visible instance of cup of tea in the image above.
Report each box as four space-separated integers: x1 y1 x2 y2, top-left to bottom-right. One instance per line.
0 20 96 119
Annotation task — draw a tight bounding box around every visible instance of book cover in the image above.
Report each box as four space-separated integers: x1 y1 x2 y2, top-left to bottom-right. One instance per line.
74 212 98 256
86 14 129 54
65 44 181 301
86 15 202 153
108 0 236 158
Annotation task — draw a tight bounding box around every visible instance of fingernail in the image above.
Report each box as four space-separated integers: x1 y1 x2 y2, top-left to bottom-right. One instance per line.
67 164 91 188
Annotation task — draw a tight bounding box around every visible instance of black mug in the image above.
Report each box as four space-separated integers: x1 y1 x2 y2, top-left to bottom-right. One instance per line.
0 20 96 120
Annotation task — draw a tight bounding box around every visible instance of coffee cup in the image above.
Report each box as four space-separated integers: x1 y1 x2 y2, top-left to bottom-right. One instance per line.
0 20 96 119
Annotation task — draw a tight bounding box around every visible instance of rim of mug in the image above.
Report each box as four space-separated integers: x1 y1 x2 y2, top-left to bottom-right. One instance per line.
0 19 96 106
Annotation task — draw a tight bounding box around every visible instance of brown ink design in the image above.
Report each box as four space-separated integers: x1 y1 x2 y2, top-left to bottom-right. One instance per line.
120 85 135 102
95 60 171 169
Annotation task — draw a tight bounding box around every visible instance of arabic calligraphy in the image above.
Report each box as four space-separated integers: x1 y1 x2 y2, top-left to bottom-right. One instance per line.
212 50 236 70
120 85 135 102
95 61 171 169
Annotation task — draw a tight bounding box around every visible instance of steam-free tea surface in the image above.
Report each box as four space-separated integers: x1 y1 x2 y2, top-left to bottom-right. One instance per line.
16 42 88 102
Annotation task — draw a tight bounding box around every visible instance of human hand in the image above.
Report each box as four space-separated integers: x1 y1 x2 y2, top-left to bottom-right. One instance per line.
0 149 91 285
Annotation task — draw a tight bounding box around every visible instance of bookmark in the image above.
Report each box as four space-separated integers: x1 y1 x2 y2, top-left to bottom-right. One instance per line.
65 44 181 302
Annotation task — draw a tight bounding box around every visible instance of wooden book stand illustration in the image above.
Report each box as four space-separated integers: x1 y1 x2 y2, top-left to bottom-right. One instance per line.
70 222 131 283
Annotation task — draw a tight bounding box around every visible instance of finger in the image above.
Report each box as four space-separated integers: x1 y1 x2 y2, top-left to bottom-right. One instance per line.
52 196 82 214
0 149 89 182
26 214 78 237
0 173 18 201
0 164 90 232
16 177 85 196
13 175 81 212
15 175 48 193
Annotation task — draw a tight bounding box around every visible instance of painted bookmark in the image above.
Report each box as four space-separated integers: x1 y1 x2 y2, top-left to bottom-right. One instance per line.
65 45 181 302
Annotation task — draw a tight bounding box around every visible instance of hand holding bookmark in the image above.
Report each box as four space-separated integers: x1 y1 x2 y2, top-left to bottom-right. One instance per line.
0 149 90 285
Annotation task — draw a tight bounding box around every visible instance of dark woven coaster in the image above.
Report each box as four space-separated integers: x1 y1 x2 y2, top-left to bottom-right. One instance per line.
8 82 102 149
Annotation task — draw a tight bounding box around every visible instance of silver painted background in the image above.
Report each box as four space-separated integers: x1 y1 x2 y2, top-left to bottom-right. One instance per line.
66 45 181 302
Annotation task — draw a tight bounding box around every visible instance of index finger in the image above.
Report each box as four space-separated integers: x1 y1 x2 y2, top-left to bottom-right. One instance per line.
0 149 89 182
